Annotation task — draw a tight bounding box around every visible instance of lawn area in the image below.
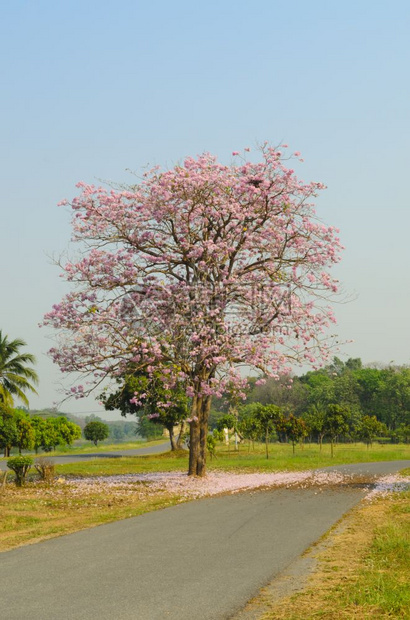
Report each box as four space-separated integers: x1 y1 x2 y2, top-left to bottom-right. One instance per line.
50 438 167 455
260 477 410 619
209 441 410 472
52 441 410 477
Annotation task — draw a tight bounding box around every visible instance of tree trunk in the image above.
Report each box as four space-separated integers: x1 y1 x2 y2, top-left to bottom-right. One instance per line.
265 427 269 459
197 395 211 477
188 394 211 477
188 395 200 476
176 421 185 449
167 425 177 451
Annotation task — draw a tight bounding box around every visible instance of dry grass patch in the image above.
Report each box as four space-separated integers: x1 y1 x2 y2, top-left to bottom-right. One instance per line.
0 480 183 552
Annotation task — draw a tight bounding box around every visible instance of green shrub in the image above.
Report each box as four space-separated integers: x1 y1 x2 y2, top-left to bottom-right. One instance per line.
7 455 33 486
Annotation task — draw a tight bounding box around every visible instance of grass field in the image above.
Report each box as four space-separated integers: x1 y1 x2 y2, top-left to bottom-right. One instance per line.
52 441 410 477
50 438 166 455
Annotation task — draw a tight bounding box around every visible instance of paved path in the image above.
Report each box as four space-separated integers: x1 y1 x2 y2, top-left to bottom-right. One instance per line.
0 460 408 620
0 441 170 470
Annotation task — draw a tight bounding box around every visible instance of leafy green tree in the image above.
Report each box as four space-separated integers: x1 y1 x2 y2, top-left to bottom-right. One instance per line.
216 413 239 434
354 367 385 419
283 414 308 454
7 455 33 486
14 411 35 454
357 415 387 447
378 368 410 430
31 416 49 453
83 420 109 446
324 404 350 457
38 419 60 452
301 406 327 449
238 415 260 451
247 374 308 415
252 404 284 459
136 416 164 440
101 370 189 450
394 423 410 443
0 403 18 456
32 417 81 452
0 331 38 406
52 417 82 447
206 434 217 460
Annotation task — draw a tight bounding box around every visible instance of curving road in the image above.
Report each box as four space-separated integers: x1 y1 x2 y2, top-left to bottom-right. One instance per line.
0 460 408 620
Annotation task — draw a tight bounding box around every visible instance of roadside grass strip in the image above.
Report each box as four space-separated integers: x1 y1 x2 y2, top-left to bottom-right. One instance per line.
253 473 410 620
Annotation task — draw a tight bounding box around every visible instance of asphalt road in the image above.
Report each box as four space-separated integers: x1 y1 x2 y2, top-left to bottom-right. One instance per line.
0 460 408 620
0 441 170 470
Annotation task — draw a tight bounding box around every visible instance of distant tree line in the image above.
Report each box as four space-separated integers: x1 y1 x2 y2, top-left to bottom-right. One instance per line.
209 358 410 448
98 357 410 452
0 406 82 456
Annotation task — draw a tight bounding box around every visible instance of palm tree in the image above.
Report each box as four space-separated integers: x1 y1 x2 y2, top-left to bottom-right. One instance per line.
0 331 38 406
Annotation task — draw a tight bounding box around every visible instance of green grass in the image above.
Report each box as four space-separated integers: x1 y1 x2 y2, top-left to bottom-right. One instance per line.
55 449 188 477
348 502 409 615
48 437 167 455
209 441 410 471
51 442 410 478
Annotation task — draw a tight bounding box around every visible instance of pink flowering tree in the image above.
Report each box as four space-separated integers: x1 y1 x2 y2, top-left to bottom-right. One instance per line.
44 144 342 476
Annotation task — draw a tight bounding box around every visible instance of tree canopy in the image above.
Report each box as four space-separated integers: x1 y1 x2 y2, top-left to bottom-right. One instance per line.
44 145 342 475
0 331 38 407
83 420 109 446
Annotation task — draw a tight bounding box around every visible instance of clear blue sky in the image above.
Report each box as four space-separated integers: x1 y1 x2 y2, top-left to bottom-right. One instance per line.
1 0 409 416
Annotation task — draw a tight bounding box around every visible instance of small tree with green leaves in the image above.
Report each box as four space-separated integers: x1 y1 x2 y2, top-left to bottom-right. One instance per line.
0 404 17 457
357 415 388 448
101 371 189 450
252 404 284 459
283 414 308 454
301 406 327 449
206 434 217 460
324 404 350 457
238 414 261 452
83 420 110 446
38 419 60 452
14 411 35 454
7 455 33 486
395 423 410 444
52 417 82 448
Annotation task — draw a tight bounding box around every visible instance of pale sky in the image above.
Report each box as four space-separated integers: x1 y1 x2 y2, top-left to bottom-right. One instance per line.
1 0 409 417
